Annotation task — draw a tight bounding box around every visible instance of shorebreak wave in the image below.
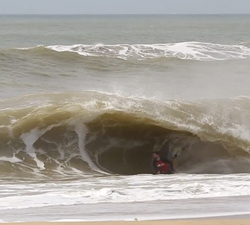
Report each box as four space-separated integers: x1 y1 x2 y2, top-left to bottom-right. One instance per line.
0 92 250 177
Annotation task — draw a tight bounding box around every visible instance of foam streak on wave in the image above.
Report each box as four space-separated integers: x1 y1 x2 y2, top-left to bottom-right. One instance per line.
73 119 107 174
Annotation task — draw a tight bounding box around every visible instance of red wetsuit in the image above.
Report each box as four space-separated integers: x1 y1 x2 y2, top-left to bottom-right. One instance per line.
156 160 172 174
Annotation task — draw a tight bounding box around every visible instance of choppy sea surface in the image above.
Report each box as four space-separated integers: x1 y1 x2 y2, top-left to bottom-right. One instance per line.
1 15 250 222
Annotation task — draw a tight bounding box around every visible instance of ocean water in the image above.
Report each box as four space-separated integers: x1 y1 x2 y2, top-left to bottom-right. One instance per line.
1 14 250 222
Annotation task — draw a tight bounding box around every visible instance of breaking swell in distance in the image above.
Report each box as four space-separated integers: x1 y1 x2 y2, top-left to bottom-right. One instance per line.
15 41 250 61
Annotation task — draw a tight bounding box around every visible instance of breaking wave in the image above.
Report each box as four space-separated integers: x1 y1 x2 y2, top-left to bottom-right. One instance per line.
1 91 250 177
15 41 250 61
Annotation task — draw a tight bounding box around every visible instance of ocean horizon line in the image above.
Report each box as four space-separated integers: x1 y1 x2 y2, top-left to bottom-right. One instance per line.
0 13 250 16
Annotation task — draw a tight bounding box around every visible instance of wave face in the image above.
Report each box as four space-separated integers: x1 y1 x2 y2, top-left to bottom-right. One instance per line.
1 92 250 177
13 42 250 61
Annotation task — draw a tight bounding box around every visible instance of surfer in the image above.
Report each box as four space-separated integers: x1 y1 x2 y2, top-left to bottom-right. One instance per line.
152 151 173 174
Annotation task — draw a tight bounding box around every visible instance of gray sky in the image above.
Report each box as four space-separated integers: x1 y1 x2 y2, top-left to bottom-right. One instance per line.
0 0 250 15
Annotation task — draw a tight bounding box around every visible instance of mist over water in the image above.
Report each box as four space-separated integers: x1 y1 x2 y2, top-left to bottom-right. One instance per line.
1 15 250 221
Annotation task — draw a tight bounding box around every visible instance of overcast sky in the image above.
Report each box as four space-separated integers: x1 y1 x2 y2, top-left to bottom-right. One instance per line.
0 0 250 15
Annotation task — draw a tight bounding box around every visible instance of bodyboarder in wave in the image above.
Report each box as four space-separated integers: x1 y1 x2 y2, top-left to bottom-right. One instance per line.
152 151 173 174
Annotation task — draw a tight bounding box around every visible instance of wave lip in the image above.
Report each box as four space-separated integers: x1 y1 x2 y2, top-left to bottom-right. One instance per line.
15 41 250 61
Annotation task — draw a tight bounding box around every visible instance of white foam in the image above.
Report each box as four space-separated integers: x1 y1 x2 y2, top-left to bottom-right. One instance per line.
1 174 250 210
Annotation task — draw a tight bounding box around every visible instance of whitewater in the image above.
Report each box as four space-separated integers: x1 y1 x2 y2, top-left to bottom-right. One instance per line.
1 14 250 222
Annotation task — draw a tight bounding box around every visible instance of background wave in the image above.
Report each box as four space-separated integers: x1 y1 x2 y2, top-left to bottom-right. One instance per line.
0 92 250 177
13 41 250 61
